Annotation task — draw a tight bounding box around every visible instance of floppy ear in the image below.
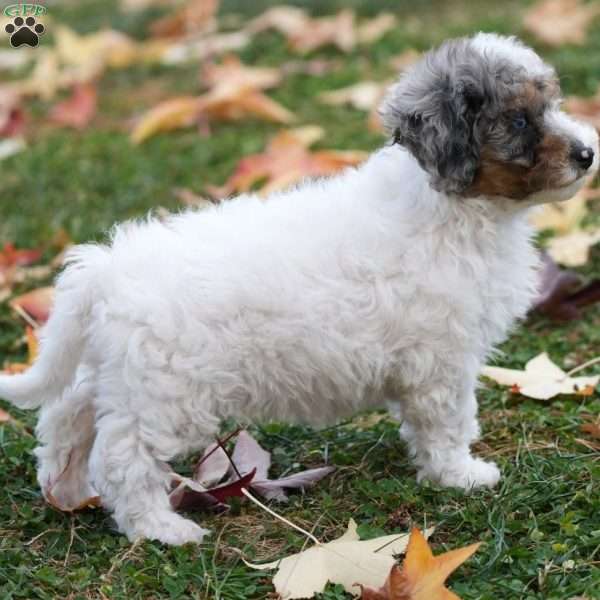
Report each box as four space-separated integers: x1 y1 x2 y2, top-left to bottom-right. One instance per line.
380 40 487 194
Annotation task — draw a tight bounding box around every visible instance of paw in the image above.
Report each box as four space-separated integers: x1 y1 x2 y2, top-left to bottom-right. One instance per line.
418 457 500 490
5 16 45 48
130 512 210 545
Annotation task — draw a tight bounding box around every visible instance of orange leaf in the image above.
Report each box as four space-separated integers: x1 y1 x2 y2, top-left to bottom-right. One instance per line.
581 421 600 438
212 127 366 198
131 96 201 144
360 528 481 600
150 0 219 38
3 326 39 374
49 83 97 130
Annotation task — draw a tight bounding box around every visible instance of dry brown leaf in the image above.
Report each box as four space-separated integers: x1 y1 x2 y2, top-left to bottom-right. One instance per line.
131 96 200 144
565 90 600 131
290 9 356 54
246 519 434 598
546 229 600 267
161 30 251 65
319 81 389 112
359 528 480 600
523 0 600 46
529 186 597 233
247 6 356 53
132 56 294 142
482 353 599 400
150 0 219 38
209 126 366 198
530 184 600 267
45 447 101 512
581 420 600 439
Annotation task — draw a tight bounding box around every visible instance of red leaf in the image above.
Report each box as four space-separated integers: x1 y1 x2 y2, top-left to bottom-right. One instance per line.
170 468 256 511
49 84 98 130
0 243 42 271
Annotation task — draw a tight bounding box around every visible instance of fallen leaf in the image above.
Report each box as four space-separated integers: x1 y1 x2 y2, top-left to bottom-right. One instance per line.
247 6 356 53
190 429 334 503
246 519 434 598
356 13 397 45
581 421 600 439
481 353 599 400
45 442 101 512
132 56 294 143
210 127 367 197
359 528 480 600
529 186 597 234
10 286 55 326
319 81 389 112
546 228 600 267
169 468 256 511
533 252 600 320
0 242 42 272
0 86 25 138
523 0 600 46
131 96 200 144
289 9 356 54
49 83 97 130
0 137 25 160
150 0 219 38
161 30 250 65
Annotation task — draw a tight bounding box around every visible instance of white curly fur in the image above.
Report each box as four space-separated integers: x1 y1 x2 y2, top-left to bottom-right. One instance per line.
0 34 598 545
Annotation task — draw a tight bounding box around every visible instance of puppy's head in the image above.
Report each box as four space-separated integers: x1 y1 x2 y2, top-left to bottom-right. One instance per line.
380 33 599 202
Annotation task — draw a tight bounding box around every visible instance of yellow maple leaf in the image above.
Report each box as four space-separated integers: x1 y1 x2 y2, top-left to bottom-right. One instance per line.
360 528 481 600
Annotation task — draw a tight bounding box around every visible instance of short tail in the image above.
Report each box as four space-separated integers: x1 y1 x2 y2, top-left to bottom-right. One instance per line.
0 244 108 409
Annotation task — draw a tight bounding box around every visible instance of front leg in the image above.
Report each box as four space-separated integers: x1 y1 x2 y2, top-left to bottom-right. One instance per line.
398 363 499 490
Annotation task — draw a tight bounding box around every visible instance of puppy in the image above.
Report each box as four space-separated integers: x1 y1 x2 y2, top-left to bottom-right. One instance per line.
1 34 597 545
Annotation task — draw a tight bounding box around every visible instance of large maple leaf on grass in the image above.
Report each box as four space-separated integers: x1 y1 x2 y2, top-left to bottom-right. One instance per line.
246 520 435 599
208 126 367 198
481 353 599 400
360 528 480 600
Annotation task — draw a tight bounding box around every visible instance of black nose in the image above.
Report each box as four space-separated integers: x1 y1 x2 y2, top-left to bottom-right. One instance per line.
570 144 594 170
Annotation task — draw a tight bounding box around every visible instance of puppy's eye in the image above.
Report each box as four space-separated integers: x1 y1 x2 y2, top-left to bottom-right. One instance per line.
512 114 528 130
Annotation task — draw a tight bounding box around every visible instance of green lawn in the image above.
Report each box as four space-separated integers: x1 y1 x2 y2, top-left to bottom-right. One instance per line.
1 1 600 599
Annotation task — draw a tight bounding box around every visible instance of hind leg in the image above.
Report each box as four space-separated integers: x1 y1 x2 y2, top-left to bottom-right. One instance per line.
89 403 210 545
35 369 98 508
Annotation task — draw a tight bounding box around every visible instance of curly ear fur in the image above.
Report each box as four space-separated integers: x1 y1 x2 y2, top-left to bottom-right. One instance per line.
381 40 491 194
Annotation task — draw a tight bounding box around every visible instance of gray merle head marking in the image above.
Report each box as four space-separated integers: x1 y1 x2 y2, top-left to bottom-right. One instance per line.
380 36 596 200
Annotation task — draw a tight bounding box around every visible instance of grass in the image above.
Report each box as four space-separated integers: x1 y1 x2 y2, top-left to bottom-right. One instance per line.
1 0 600 598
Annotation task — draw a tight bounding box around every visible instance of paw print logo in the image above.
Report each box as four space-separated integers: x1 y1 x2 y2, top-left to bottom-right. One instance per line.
5 16 45 48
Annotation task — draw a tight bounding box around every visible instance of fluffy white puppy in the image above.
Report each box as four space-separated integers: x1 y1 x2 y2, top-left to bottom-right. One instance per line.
1 33 598 545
